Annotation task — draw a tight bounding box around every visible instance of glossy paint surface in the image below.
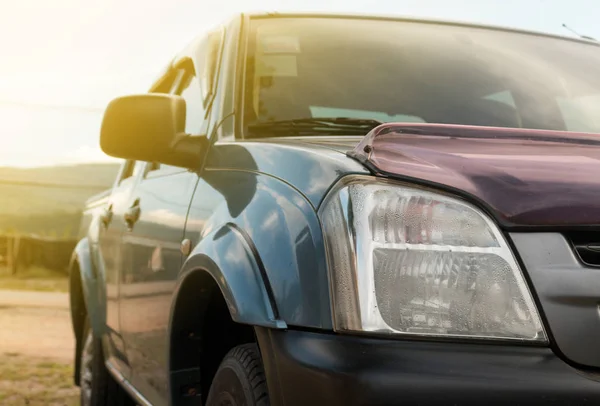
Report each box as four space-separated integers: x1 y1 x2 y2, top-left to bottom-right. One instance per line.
183 138 368 329
131 141 365 405
98 175 137 378
177 223 286 329
73 12 600 406
118 168 197 406
354 123 600 227
76 196 108 338
78 139 366 406
184 154 337 329
204 139 368 208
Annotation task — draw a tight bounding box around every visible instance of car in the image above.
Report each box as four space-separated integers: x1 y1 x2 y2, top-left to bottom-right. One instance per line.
69 11 600 406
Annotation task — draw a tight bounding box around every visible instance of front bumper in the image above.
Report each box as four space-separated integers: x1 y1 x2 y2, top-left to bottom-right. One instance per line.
256 328 600 406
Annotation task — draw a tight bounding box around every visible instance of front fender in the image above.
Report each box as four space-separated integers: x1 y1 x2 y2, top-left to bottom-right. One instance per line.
178 223 287 329
70 238 104 336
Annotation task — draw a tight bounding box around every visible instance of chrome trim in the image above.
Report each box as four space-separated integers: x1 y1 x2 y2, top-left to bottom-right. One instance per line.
105 360 153 406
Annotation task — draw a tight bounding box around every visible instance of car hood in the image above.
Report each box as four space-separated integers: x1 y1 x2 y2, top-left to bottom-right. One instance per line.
350 123 600 227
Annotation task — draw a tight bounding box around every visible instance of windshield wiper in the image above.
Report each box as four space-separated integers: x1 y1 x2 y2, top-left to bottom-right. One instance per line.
247 117 383 137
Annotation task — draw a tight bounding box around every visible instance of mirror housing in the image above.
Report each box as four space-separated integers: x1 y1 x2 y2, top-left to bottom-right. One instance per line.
100 94 206 169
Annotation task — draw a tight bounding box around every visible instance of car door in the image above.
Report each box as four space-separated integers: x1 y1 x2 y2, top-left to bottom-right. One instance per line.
119 162 198 404
96 159 145 377
118 29 223 404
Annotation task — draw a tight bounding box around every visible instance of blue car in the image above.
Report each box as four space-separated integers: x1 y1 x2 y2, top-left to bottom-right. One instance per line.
70 12 600 406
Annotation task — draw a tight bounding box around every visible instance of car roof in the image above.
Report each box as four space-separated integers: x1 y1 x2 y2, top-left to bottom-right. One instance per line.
243 11 599 47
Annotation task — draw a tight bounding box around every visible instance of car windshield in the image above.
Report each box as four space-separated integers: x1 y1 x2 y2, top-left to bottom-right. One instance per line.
243 17 600 137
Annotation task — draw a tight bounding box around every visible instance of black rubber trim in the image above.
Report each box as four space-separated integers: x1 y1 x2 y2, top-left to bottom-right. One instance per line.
509 233 600 370
247 12 600 48
228 223 280 319
256 327 600 406
504 233 566 363
563 231 600 268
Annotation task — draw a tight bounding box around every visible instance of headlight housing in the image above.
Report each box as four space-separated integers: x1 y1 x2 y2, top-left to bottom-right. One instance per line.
319 176 546 342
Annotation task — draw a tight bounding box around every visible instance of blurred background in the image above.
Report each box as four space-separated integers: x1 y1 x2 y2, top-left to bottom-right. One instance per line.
0 0 598 404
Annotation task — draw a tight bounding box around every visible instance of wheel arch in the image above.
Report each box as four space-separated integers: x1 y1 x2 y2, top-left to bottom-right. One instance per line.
70 238 104 336
167 223 286 403
69 237 104 385
174 223 286 329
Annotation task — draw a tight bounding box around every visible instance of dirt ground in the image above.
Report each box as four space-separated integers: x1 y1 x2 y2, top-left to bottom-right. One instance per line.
0 289 79 405
0 266 69 293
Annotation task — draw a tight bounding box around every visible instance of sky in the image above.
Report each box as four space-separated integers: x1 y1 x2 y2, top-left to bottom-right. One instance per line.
1 0 599 167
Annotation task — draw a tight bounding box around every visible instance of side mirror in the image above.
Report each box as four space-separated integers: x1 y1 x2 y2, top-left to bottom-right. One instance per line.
100 94 206 169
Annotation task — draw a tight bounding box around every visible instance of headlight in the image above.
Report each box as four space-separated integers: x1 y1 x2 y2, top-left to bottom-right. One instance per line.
319 176 546 342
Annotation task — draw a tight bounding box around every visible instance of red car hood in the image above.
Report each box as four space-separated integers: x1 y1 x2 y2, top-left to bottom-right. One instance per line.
351 123 600 227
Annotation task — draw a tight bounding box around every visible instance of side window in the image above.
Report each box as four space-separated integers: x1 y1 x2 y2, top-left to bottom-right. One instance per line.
179 74 205 135
198 29 224 105
118 160 145 184
144 72 203 175
132 161 146 177
144 29 223 176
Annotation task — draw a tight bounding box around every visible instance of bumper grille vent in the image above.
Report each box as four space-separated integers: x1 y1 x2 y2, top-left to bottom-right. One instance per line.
566 231 600 267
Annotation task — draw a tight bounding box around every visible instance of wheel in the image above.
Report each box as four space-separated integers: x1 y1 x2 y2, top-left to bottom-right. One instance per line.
80 318 134 406
206 344 270 406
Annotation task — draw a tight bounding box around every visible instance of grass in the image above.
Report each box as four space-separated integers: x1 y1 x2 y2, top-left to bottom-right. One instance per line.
0 353 79 405
0 266 68 292
0 163 118 217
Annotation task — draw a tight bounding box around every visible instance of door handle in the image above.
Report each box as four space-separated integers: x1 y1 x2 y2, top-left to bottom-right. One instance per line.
101 204 113 228
124 199 141 230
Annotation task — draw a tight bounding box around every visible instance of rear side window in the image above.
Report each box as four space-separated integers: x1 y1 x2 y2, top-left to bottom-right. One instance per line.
179 75 205 135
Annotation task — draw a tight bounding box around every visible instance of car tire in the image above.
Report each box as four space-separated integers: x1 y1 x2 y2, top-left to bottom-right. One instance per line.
80 318 134 406
206 343 270 406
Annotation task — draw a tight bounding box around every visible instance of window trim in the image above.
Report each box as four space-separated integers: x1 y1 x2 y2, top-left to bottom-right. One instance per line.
235 14 251 140
201 28 226 111
139 25 229 177
142 163 185 180
142 69 196 178
116 160 137 185
169 69 187 94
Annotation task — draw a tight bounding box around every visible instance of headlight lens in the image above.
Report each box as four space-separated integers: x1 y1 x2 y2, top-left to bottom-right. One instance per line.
319 176 546 342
